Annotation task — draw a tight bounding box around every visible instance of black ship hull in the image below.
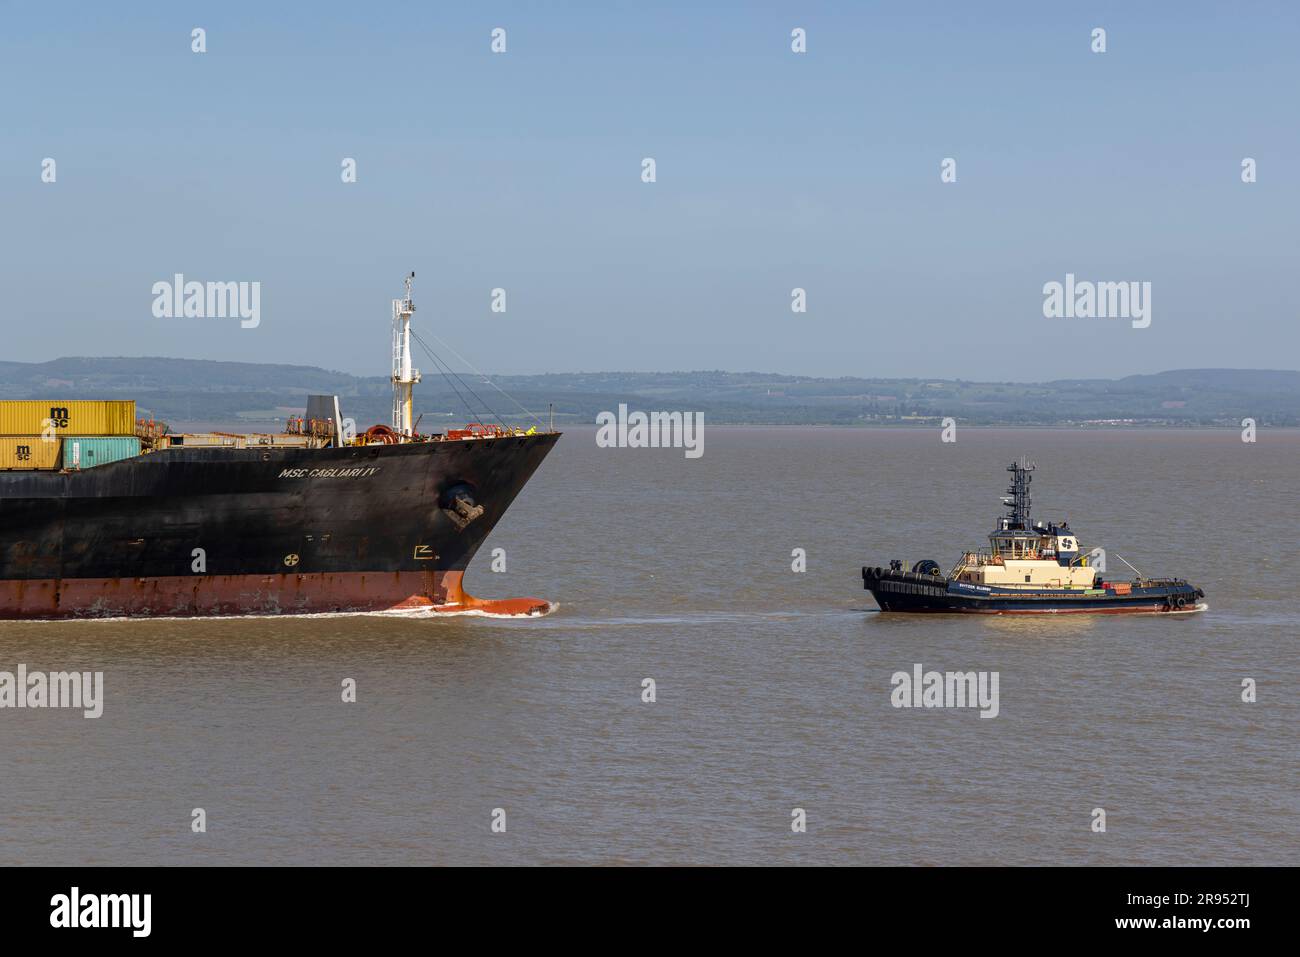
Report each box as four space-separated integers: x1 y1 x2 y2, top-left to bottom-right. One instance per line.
862 567 1205 615
0 433 559 619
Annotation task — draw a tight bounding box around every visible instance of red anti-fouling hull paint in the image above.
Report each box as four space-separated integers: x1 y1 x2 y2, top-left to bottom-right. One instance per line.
0 570 550 619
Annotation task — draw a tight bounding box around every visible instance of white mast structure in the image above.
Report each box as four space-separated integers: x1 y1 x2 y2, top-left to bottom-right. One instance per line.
391 272 421 438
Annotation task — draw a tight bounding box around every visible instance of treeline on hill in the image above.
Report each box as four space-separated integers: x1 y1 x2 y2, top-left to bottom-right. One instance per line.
0 358 1296 428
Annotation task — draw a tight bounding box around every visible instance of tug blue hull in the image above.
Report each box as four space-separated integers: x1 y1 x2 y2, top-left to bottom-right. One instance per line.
862 567 1205 615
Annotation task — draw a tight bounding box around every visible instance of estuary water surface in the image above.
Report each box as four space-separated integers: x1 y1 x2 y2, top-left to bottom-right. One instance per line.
0 428 1295 865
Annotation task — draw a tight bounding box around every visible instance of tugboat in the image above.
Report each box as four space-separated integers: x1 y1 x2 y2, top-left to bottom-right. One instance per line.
862 459 1206 614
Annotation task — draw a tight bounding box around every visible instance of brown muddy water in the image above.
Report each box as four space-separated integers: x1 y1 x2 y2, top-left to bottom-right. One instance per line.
0 428 1295 865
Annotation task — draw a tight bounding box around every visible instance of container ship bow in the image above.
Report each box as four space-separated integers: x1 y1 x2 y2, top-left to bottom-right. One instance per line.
0 276 560 620
862 459 1206 615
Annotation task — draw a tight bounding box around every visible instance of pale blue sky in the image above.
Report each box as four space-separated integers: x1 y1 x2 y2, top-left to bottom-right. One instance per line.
2 1 1296 378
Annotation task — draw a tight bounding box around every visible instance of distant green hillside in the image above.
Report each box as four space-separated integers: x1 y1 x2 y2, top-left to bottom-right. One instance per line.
0 358 1296 428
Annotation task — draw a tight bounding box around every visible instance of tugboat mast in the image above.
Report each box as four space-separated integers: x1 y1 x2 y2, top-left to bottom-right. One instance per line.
1001 458 1034 530
390 272 421 438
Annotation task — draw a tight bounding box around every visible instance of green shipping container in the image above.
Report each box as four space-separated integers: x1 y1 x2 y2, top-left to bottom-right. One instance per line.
62 436 141 469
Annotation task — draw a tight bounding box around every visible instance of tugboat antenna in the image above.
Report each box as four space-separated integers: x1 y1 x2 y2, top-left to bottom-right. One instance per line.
1003 457 1035 530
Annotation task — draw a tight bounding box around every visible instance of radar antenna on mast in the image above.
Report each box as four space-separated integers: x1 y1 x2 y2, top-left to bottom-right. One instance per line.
1002 457 1035 530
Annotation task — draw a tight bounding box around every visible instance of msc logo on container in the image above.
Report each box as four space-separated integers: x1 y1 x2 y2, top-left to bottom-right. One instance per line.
15 445 31 461
47 406 70 429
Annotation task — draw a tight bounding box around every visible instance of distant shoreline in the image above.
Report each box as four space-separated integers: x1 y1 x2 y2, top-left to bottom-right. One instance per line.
4 358 1298 429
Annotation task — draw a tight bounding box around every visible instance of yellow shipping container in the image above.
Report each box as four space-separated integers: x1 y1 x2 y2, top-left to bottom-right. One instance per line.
0 400 136 437
0 436 63 470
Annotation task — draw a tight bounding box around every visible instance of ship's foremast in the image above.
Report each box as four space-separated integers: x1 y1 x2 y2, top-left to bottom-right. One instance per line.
391 272 421 439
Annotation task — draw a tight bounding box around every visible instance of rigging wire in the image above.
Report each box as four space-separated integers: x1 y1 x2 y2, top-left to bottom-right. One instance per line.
420 328 547 429
407 331 479 426
420 333 505 428
410 329 507 429
412 333 493 426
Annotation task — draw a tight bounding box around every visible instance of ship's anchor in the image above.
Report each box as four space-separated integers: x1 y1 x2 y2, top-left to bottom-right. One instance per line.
440 484 485 531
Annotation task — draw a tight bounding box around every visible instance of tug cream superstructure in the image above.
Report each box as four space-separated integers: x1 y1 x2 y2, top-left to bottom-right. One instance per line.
862 460 1206 614
949 462 1095 589
952 536 1097 590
